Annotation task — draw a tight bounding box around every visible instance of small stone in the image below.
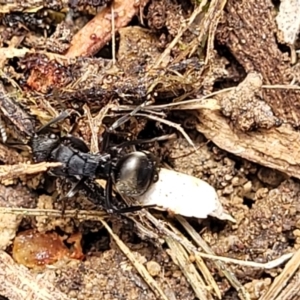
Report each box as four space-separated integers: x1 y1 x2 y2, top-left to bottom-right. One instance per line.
224 174 233 181
243 181 252 194
146 261 161 277
232 177 240 186
172 270 182 278
293 229 300 237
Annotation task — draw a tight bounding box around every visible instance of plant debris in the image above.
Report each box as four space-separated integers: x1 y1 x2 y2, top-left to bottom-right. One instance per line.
0 0 300 299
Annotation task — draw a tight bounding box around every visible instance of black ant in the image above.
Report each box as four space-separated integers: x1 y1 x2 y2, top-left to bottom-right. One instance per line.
30 109 170 213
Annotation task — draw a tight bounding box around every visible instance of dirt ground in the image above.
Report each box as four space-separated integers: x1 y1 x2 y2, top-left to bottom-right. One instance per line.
0 0 300 299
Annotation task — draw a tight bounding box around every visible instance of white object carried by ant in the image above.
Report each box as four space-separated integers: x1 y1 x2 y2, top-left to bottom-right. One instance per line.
136 168 236 223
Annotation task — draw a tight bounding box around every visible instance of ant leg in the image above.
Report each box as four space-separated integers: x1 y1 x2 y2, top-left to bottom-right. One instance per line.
100 102 148 153
104 177 115 213
102 99 157 153
104 176 156 214
37 109 78 133
109 133 176 154
62 134 90 153
99 129 111 152
112 204 156 214
57 177 87 213
81 179 106 206
65 177 87 198
108 100 152 133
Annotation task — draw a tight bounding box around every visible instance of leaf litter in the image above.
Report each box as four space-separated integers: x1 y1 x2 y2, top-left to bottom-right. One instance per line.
0 0 300 300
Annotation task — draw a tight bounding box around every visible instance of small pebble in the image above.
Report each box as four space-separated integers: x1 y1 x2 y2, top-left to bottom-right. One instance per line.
172 270 182 278
293 229 300 237
224 174 233 181
243 181 252 193
146 261 161 277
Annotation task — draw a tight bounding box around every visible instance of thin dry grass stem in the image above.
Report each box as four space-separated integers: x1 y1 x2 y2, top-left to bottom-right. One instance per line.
0 207 108 220
205 0 228 65
151 98 221 111
152 2 208 69
113 84 300 112
110 109 167 118
134 113 195 149
166 219 221 299
177 216 248 300
111 5 116 66
82 104 97 151
177 216 293 300
277 271 300 300
127 215 161 241
83 102 116 153
100 219 169 300
165 236 213 300
259 248 300 300
146 213 292 270
262 84 300 90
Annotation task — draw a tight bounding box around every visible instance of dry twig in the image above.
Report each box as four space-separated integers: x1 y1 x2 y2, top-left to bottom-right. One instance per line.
152 1 208 69
100 219 169 300
259 248 300 300
196 106 300 179
166 219 221 299
0 162 62 181
83 103 115 153
134 113 195 149
166 237 213 300
0 206 108 220
66 0 150 57
0 250 70 300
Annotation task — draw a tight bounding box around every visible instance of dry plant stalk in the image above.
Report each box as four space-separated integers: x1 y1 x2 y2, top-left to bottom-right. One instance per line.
66 0 150 57
100 219 169 300
152 0 208 69
176 216 250 300
259 248 300 300
166 219 221 299
0 207 108 220
83 103 115 153
165 237 213 300
0 250 70 300
0 162 61 181
205 0 228 64
196 108 300 179
276 270 300 300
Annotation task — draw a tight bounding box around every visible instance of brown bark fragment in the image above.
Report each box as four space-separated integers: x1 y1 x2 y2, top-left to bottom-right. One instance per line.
216 0 300 126
66 0 150 58
196 108 300 179
0 143 24 164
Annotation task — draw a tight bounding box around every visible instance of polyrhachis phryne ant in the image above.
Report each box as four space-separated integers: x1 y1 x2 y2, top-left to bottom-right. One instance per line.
30 110 161 213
